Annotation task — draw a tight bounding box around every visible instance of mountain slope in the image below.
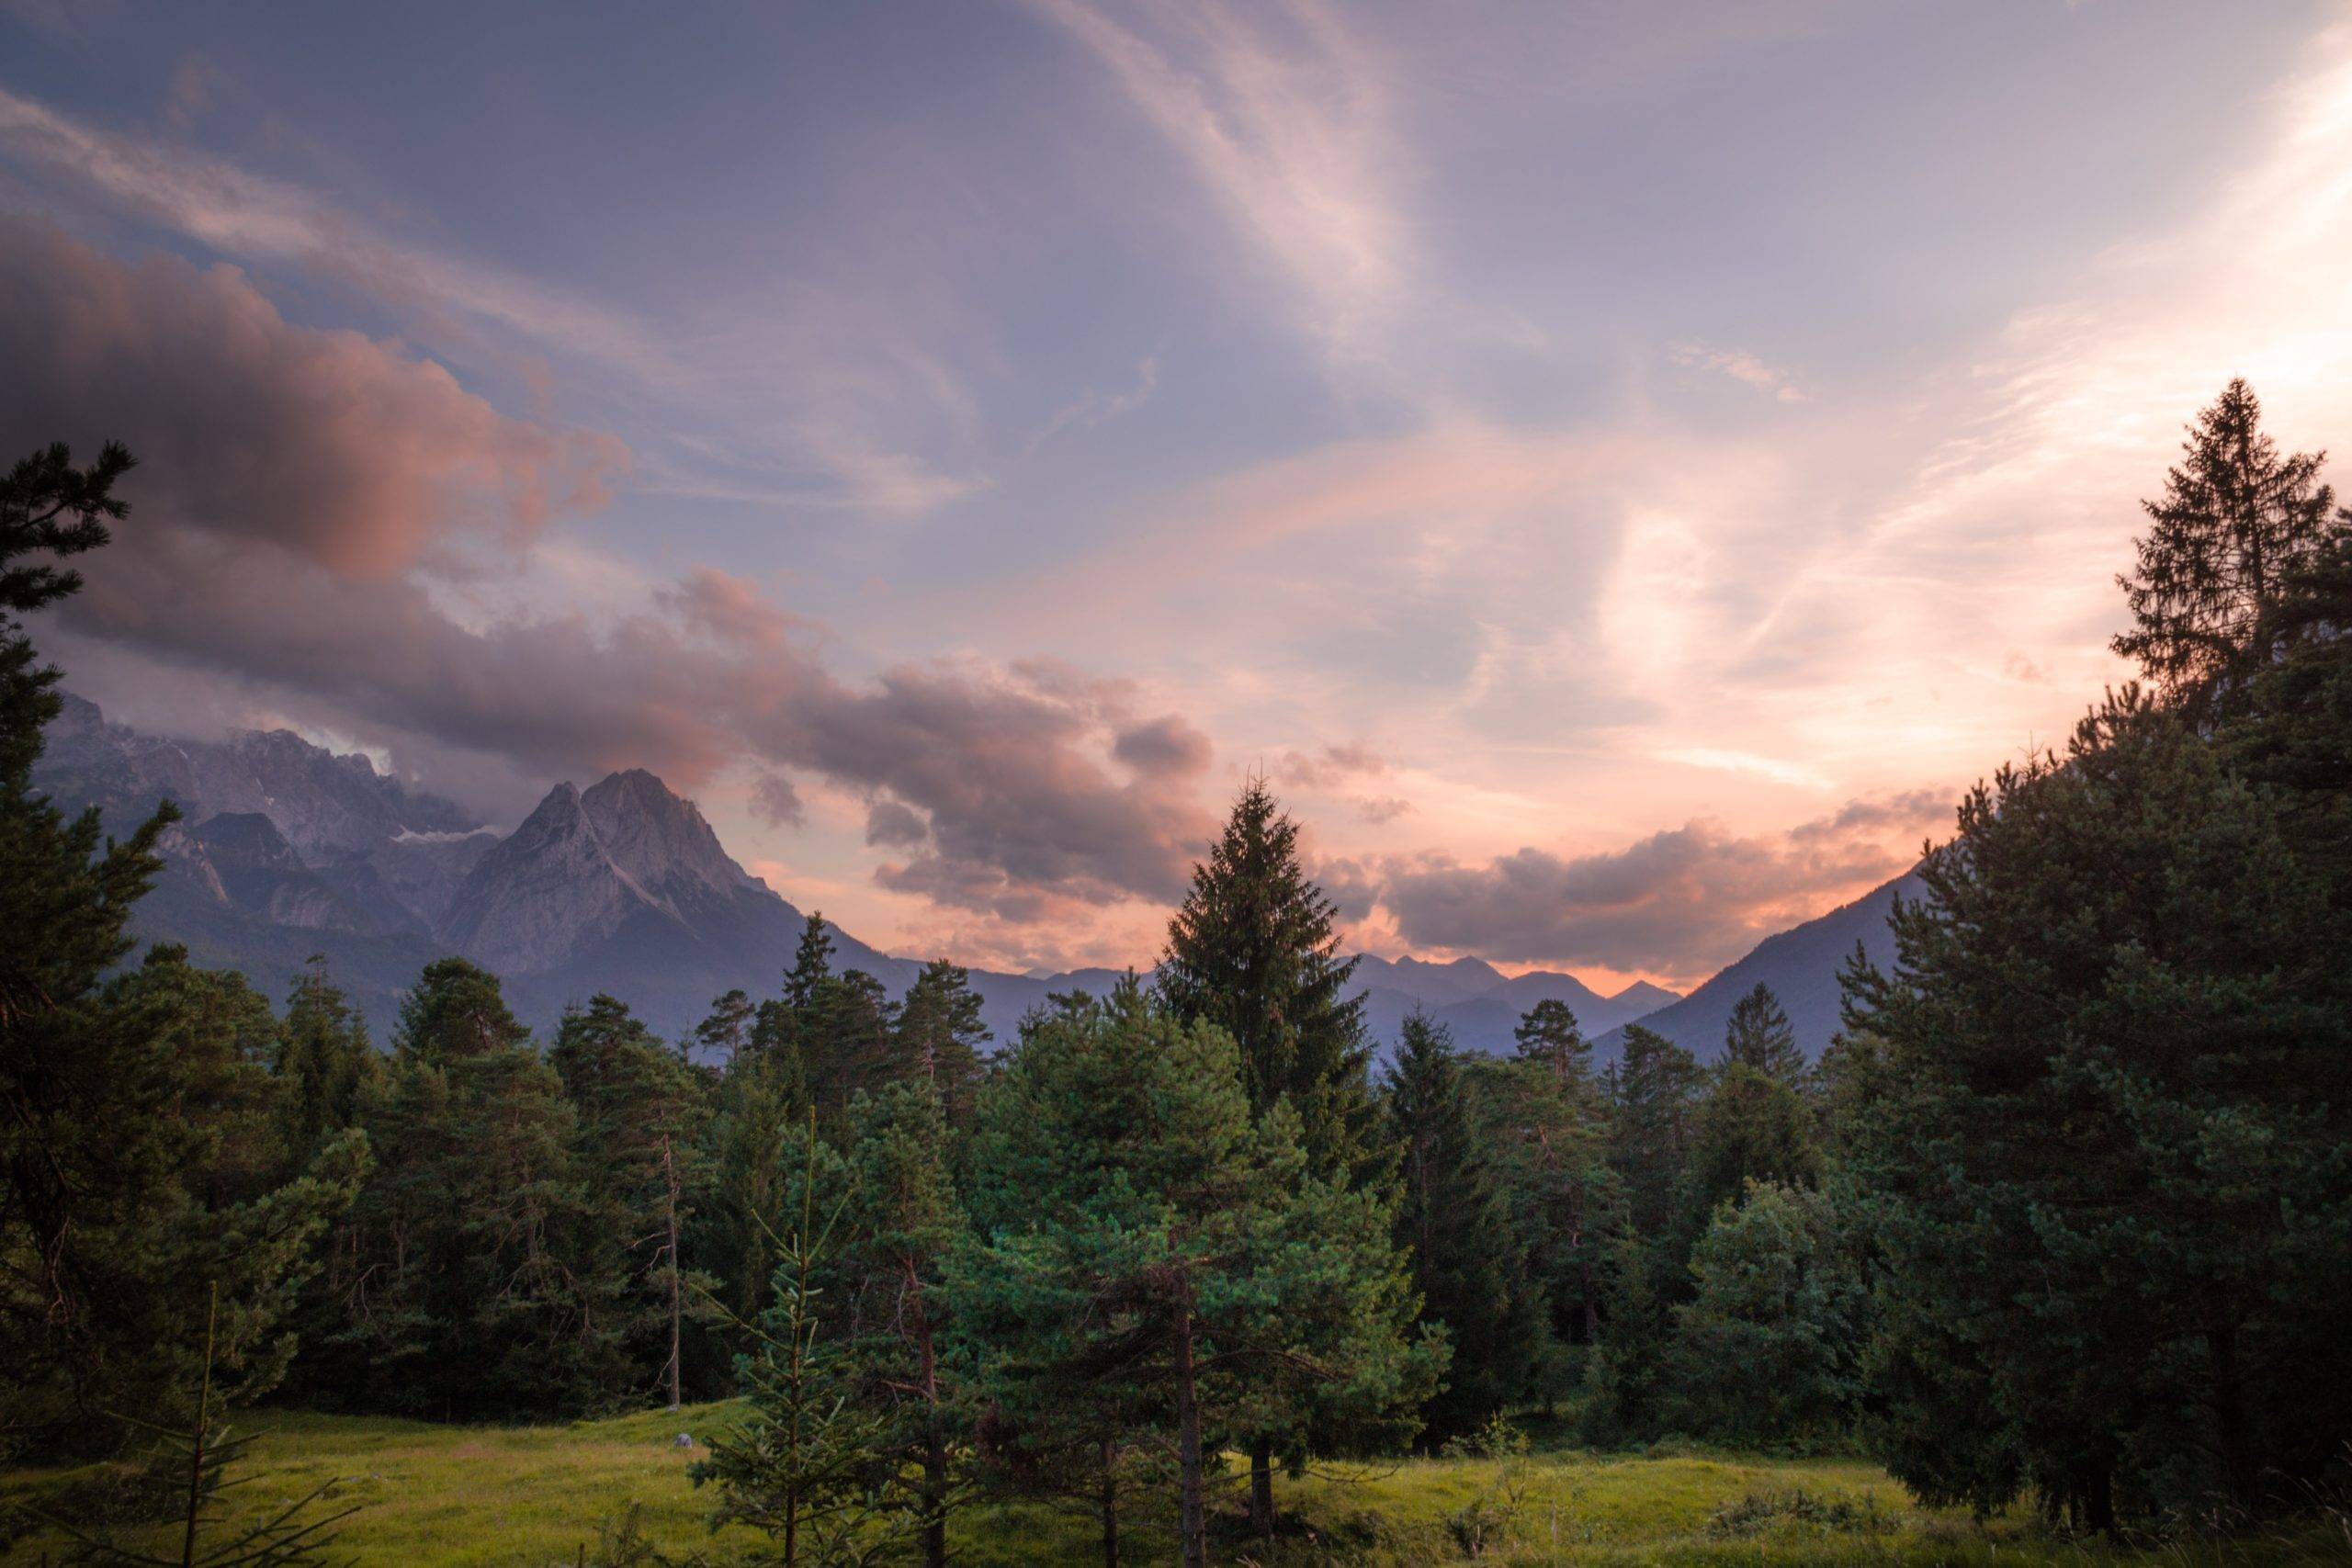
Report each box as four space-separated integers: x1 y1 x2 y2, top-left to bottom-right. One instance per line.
1600 869 1927 1065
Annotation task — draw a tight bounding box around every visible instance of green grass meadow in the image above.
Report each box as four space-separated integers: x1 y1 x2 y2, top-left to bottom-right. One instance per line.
5 1403 2345 1565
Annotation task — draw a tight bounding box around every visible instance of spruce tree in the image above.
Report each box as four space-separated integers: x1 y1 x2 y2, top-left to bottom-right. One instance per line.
1678 1062 1819 1236
1 443 361 1458
1155 782 1399 1534
2114 378 2336 702
1604 1025 1703 1240
1465 1050 1621 1380
1721 983 1805 1089
1668 1180 1861 1446
836 1082 972 1568
1384 1013 1545 1444
956 987 1433 1568
1843 689 2352 1526
695 1120 896 1566
1158 781 1379 1182
274 956 379 1165
550 995 714 1409
891 958 990 1130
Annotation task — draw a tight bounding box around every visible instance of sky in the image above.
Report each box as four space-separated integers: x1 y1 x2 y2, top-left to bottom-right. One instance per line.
6 0 2352 987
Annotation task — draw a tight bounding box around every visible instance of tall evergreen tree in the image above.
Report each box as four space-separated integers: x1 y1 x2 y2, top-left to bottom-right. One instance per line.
891 958 990 1130
1158 781 1379 1182
1510 998 1594 1094
274 956 379 1165
550 995 714 1409
691 988 755 1066
1155 782 1400 1533
1721 983 1805 1088
1679 1063 1819 1236
318 961 607 1417
1605 1025 1703 1240
1668 1180 1862 1446
1385 1014 1544 1443
1843 689 2352 1527
1 443 360 1458
695 1120 896 1566
836 1082 972 1568
2114 378 2336 702
956 987 1434 1568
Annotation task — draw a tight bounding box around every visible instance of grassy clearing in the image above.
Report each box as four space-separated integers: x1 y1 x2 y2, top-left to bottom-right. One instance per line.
3 1403 2342 1565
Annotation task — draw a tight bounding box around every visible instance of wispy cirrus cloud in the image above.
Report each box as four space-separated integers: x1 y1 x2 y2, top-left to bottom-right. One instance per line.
1029 0 1408 370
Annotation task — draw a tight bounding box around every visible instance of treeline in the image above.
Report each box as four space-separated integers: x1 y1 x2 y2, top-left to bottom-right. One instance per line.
3 376 2349 1560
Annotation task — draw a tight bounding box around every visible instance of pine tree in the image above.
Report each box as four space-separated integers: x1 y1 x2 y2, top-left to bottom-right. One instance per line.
550 995 715 1409
1604 1025 1703 1240
695 1120 896 1566
2114 378 2336 702
1510 998 1592 1094
1843 688 2352 1526
691 988 755 1066
1158 781 1379 1182
836 1082 972 1568
1384 1013 1545 1444
956 987 1434 1568
1721 983 1805 1089
891 959 990 1130
1 443 361 1459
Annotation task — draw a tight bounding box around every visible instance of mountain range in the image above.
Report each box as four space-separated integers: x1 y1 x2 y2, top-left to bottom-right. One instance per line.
32 694 1917 1065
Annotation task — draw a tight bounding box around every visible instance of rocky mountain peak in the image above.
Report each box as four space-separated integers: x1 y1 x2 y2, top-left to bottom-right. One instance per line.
580 769 757 905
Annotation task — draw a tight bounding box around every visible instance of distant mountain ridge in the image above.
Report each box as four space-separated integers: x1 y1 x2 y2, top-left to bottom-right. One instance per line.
33 698 1945 1063
1597 870 1927 1065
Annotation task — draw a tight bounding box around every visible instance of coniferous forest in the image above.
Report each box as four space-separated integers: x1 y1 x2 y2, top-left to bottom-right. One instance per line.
4 380 2352 1562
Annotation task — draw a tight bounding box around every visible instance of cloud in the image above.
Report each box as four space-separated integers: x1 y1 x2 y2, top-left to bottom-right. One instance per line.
1375 799 1922 979
0 218 624 578
0 86 985 514
1030 0 1405 365
1278 740 1386 789
750 773 807 829
865 798 930 847
1672 343 1807 402
0 218 1215 927
1114 713 1214 776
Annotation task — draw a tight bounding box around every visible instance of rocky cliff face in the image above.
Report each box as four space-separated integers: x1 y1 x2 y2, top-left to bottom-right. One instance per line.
439 782 662 974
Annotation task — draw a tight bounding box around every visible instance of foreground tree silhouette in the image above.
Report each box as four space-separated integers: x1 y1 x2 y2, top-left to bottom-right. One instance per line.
1 443 360 1457
1845 690 2352 1527
2114 378 2335 702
